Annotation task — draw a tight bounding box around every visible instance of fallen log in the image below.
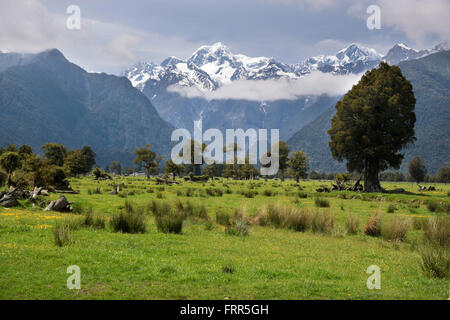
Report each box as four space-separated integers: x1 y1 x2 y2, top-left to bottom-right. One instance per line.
155 178 180 185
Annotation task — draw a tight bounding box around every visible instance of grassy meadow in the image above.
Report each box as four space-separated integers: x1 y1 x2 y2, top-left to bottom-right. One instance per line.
0 177 449 300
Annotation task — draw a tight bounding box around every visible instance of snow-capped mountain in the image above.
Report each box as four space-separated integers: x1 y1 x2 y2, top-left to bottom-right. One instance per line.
295 44 382 75
122 42 301 93
383 42 449 65
121 41 449 141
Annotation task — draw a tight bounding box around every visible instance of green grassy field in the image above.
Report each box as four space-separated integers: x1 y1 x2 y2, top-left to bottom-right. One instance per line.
0 177 449 300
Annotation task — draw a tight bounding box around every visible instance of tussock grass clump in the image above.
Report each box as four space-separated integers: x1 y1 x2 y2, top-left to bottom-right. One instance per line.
311 210 335 234
265 203 287 227
263 189 276 197
381 217 411 242
242 190 258 198
206 188 223 197
225 209 250 236
426 200 439 212
297 192 308 199
84 211 106 229
419 247 450 279
424 217 450 247
364 211 382 237
257 204 312 232
110 210 146 234
314 197 330 208
53 224 72 247
386 204 396 213
87 187 102 195
346 213 360 234
216 209 232 226
151 199 207 234
155 211 185 234
286 208 313 232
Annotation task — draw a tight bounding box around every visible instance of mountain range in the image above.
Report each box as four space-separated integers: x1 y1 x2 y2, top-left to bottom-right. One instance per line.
0 49 174 166
123 42 449 141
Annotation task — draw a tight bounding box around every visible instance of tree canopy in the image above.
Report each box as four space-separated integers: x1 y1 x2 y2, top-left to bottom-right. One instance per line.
328 62 416 192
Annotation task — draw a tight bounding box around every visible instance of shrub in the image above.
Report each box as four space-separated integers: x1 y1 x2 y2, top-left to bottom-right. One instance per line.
419 247 450 279
424 217 450 247
315 197 330 208
346 213 360 234
110 211 146 234
381 217 411 242
53 224 71 247
311 210 335 234
386 204 396 213
364 211 382 237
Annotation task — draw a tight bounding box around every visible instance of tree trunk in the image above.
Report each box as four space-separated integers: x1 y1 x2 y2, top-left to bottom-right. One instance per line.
364 161 383 192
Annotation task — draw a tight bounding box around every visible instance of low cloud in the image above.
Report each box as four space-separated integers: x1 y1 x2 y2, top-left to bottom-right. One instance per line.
168 71 363 101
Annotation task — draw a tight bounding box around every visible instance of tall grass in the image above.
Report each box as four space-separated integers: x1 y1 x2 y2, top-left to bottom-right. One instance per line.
111 202 146 234
364 210 382 237
381 217 411 242
53 224 72 247
423 217 450 247
419 247 450 279
311 210 335 234
346 213 360 234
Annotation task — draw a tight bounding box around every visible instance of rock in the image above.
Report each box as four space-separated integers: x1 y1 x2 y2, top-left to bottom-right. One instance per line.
0 194 20 208
44 195 72 212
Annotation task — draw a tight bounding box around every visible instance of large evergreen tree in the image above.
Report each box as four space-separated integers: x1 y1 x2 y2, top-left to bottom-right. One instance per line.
328 62 416 192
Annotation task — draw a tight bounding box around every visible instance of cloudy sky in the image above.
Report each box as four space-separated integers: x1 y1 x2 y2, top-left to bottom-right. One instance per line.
1 0 449 74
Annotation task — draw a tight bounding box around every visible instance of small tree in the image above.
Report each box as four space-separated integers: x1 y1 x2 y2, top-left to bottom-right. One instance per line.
287 150 308 183
110 161 122 175
328 62 416 192
80 146 96 173
134 145 161 179
436 165 450 183
164 159 183 180
0 152 21 186
408 156 427 183
41 143 67 166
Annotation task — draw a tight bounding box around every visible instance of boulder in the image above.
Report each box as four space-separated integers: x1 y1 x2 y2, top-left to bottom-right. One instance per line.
44 195 72 212
0 194 20 208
